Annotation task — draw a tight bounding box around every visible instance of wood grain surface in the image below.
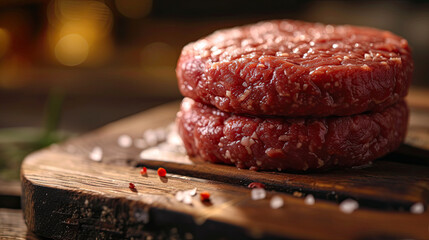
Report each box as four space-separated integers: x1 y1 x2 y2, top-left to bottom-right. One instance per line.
0 208 40 240
21 89 429 240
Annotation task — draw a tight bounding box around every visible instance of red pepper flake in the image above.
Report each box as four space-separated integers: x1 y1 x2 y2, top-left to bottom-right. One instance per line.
140 167 147 175
200 192 210 201
248 182 265 189
157 167 167 177
129 182 136 189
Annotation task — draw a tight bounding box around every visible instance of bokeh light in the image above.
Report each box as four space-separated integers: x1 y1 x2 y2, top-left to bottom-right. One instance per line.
55 34 89 66
0 28 10 59
115 0 152 19
47 0 113 66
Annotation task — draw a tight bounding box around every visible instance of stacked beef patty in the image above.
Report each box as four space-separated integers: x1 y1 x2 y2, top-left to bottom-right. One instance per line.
176 20 413 171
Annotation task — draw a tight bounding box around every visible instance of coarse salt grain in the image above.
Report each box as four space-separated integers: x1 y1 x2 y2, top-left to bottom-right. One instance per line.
175 191 185 202
339 199 359 214
117 134 133 148
304 194 315 205
410 202 424 214
154 128 167 141
189 188 197 196
251 188 266 200
270 196 284 209
143 130 158 146
183 195 193 205
175 188 198 204
89 147 103 161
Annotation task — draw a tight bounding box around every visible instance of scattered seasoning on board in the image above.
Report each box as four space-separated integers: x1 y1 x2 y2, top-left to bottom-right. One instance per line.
117 134 133 148
270 196 284 209
248 182 265 189
251 188 266 200
140 167 147 175
89 146 103 161
129 182 136 189
189 188 197 196
200 192 210 201
410 202 424 214
339 199 359 214
176 189 197 205
157 167 167 177
304 194 315 205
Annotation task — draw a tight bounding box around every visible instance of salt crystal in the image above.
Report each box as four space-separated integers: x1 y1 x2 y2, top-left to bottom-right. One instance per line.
175 188 197 204
89 147 103 161
143 130 158 146
139 150 147 159
270 196 284 209
304 194 315 205
188 188 197 196
410 202 424 214
251 188 266 200
183 195 193 205
339 199 359 214
154 128 167 141
175 191 185 202
166 130 183 146
117 134 132 148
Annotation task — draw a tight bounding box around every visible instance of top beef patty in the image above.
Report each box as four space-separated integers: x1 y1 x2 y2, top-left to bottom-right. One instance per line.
176 20 413 117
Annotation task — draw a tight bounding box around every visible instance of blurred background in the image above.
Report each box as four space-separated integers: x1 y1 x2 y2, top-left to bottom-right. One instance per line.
1 0 429 181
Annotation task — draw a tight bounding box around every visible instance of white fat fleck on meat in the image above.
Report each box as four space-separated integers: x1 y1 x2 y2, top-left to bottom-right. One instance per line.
251 132 258 139
225 150 232 159
226 90 232 98
265 148 283 157
278 135 289 141
238 89 251 101
241 136 255 155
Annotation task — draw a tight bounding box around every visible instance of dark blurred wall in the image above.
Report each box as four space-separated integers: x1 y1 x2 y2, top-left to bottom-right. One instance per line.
0 0 428 131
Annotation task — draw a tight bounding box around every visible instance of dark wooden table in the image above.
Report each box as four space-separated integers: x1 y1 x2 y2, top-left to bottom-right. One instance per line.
2 88 429 239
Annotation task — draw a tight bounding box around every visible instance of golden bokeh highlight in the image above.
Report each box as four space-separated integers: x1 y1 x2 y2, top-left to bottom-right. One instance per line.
47 0 114 66
115 0 152 19
0 28 11 59
55 34 89 66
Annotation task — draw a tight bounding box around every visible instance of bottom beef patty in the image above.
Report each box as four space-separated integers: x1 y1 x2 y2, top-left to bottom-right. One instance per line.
177 98 408 171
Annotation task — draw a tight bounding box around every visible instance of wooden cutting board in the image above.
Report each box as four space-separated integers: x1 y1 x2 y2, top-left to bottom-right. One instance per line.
21 90 429 240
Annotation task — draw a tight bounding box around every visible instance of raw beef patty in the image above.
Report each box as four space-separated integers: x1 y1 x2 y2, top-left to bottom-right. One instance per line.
177 20 413 117
177 98 409 171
